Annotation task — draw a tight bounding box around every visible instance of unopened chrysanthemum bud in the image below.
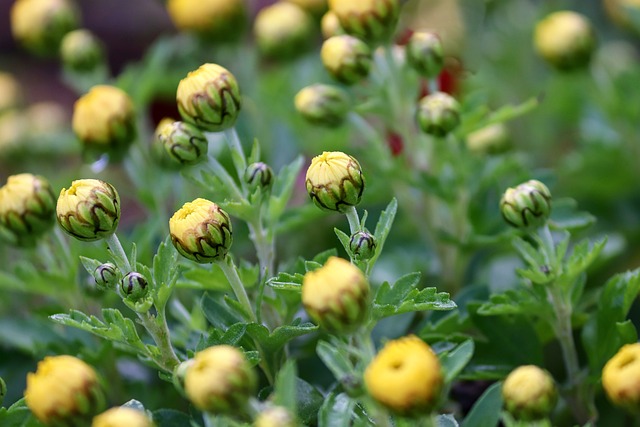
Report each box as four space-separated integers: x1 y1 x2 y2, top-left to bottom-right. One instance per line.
92 407 154 427
534 11 596 72
254 2 314 60
185 345 257 414
177 63 241 132
305 151 365 212
93 263 120 291
72 85 136 159
10 0 79 56
167 0 247 42
120 272 149 301
502 365 557 421
328 0 399 43
151 118 178 168
245 162 274 193
302 256 370 333
466 123 510 155
349 231 376 261
56 179 121 241
603 343 640 411
158 120 208 166
0 72 22 112
500 180 552 229
321 10 345 39
169 198 233 263
294 84 350 127
416 92 461 137
254 406 296 427
0 174 56 246
25 355 106 426
60 29 105 72
364 335 443 416
406 32 444 78
321 35 372 85
285 0 327 17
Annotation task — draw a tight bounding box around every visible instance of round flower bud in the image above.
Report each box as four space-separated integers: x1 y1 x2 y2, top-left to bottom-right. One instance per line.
305 151 365 212
328 0 399 43
254 2 314 60
534 11 596 72
349 231 376 261
0 173 56 246
176 63 241 132
302 256 370 333
56 179 121 242
60 29 105 72
93 263 120 291
603 343 640 411
294 84 350 127
185 345 257 414
500 180 552 230
285 0 327 17
72 85 136 159
502 365 557 421
466 123 510 155
364 335 443 416
416 92 461 137
25 355 105 426
10 0 79 56
158 120 208 166
406 32 444 78
169 198 233 263
255 406 296 427
321 11 345 39
321 35 372 85
151 118 179 169
92 407 154 427
166 0 247 42
0 72 22 112
120 272 149 301
245 162 274 193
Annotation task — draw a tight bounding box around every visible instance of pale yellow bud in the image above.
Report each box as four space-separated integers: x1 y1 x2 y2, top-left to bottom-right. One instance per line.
167 0 247 41
92 407 154 427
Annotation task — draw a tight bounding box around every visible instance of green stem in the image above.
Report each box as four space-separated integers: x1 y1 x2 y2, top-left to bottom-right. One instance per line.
223 127 247 183
137 310 180 372
104 233 132 273
216 256 257 323
345 206 361 235
205 149 245 202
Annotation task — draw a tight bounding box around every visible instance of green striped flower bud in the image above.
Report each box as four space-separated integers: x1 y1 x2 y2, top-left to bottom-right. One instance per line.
500 180 552 229
120 272 149 301
93 263 120 291
328 0 400 43
254 2 314 60
321 35 372 85
244 162 274 193
294 84 350 127
158 120 208 166
349 231 376 261
406 32 444 78
60 29 105 73
502 365 557 421
305 151 365 212
416 92 461 137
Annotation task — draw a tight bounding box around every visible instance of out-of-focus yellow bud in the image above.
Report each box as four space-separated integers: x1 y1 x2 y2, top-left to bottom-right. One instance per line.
254 405 296 427
534 11 596 71
284 0 327 17
176 63 241 132
294 84 350 127
60 29 104 72
166 0 247 42
0 73 22 112
157 120 208 166
328 0 399 43
305 151 365 212
502 365 557 421
416 92 461 137
92 407 154 427
25 355 105 426
321 10 345 39
0 110 28 153
254 2 314 60
169 198 233 263
406 32 444 78
603 343 640 411
321 35 372 85
151 118 178 168
466 123 510 155
500 180 552 230
185 345 257 414
364 335 443 416
25 101 69 138
301 256 370 333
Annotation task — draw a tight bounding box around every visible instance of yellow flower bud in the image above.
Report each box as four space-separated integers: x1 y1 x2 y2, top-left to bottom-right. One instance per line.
364 335 443 416
302 256 370 333
321 10 345 39
406 32 445 78
305 151 365 212
502 365 557 421
294 84 350 127
466 123 510 155
416 92 461 137
0 72 22 112
158 120 208 166
92 407 154 427
166 0 247 42
321 35 372 85
328 0 400 42
0 110 28 153
185 345 257 414
169 198 233 263
60 29 105 72
25 101 69 138
254 405 296 427
603 343 640 411
254 2 314 60
25 355 105 426
534 11 596 71
56 179 121 241
176 63 241 132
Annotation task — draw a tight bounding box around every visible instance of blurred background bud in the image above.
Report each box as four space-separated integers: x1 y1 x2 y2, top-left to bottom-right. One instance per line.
321 10 345 39
166 0 247 43
406 32 444 78
0 72 23 113
60 29 105 73
254 2 314 61
294 84 350 127
465 123 510 155
321 35 372 85
328 0 399 43
92 406 154 427
416 92 461 137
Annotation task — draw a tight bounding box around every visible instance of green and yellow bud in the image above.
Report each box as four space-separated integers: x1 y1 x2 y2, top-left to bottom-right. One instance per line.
406 32 444 78
245 162 274 193
92 407 154 427
502 365 557 421
176 63 241 132
534 11 596 72
466 123 510 155
254 2 314 60
416 92 461 137
158 120 208 166
603 343 640 411
151 118 178 168
328 0 399 43
302 256 369 333
254 406 296 427
120 272 149 301
321 35 372 85
349 230 376 261
0 173 56 246
364 335 443 416
10 0 79 56
285 0 327 17
294 84 350 127
500 180 552 229
56 179 121 241
185 345 257 414
93 263 120 291
305 151 365 212
321 11 345 39
0 72 22 112
167 0 246 42
169 198 233 263
60 29 104 72
25 355 105 426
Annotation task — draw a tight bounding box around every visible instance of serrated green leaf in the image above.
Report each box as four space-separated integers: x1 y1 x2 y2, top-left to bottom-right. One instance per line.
79 256 103 277
334 228 351 255
295 378 324 426
153 237 178 295
441 339 475 384
267 272 304 292
274 360 298 414
313 248 339 265
375 272 421 305
152 409 194 427
461 382 502 427
318 392 355 427
373 275 456 319
246 322 317 355
200 293 245 330
477 287 549 317
549 198 596 232
512 237 544 270
0 398 40 427
317 340 355 381
370 198 397 268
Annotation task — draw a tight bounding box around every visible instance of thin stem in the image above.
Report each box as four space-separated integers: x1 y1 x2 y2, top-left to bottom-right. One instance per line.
216 256 257 323
345 206 361 235
104 233 132 273
223 127 247 182
205 149 245 202
137 310 180 372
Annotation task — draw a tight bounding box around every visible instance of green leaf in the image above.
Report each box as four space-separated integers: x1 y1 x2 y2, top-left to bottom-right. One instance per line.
294 378 324 426
152 236 179 305
152 409 195 427
180 261 258 291
80 256 103 277
318 392 355 427
477 287 550 318
246 321 318 355
436 414 460 427
0 398 40 427
334 227 351 255
316 340 356 382
461 382 502 427
269 156 304 221
312 248 339 265
549 198 596 232
267 271 304 292
440 340 475 384
370 198 398 268
560 237 607 289
274 360 298 414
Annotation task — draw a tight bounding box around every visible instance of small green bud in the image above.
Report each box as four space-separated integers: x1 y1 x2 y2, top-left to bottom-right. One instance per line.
151 118 180 169
158 120 208 166
255 406 297 427
294 84 350 127
349 231 377 261
305 151 365 213
60 29 104 73
321 35 372 85
254 2 314 60
244 162 274 193
466 123 510 155
120 272 149 301
328 0 400 43
500 180 552 229
93 263 120 291
534 11 596 71
416 92 461 137
502 365 557 421
406 32 444 78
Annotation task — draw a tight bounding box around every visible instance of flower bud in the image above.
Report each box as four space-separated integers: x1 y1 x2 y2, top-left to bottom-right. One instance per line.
466 123 510 155
302 256 370 333
169 198 233 263
502 365 557 421
603 343 640 411
72 85 136 159
185 345 257 414
534 11 596 72
10 0 79 56
406 32 444 78
254 406 296 427
294 84 350 127
416 92 461 137
92 407 154 427
328 0 400 43
120 272 149 301
254 2 314 60
56 179 121 241
321 35 372 85
349 231 376 261
0 173 56 246
364 335 443 416
245 162 274 193
166 0 247 42
60 29 105 72
177 63 241 132
151 118 179 169
158 120 208 166
25 355 106 426
93 263 120 291
0 72 23 112
500 180 552 230
305 151 365 213
321 11 345 39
